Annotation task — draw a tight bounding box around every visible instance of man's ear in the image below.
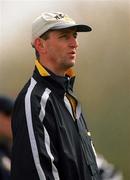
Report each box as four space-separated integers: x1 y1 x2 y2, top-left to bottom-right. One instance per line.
34 38 45 52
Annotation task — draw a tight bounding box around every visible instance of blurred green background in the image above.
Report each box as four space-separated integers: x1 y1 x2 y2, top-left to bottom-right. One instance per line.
0 0 130 179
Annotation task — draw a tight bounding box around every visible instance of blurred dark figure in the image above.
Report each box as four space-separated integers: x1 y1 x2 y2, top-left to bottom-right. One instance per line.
0 96 14 180
96 154 123 180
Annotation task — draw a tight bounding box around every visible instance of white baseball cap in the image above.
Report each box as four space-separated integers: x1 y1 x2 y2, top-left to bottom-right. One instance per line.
32 12 92 46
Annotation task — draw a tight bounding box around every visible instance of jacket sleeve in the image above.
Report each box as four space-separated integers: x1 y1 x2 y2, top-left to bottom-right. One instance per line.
26 90 60 180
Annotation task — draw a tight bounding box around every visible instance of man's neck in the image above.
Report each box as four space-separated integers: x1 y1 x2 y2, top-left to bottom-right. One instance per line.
39 59 66 77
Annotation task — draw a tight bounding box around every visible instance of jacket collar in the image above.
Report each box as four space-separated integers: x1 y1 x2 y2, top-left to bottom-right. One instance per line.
35 60 75 78
33 60 75 93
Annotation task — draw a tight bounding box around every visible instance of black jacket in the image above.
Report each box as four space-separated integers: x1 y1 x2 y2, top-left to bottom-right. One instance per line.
11 60 100 180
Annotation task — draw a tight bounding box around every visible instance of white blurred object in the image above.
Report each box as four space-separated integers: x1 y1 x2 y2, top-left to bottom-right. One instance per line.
96 154 123 180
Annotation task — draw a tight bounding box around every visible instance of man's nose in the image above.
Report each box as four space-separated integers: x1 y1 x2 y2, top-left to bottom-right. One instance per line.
69 37 79 49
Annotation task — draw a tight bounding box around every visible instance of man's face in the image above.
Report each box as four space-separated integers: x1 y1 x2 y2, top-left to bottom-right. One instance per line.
42 28 79 73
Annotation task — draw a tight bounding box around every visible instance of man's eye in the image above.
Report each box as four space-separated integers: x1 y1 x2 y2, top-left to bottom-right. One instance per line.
59 34 68 39
73 33 77 38
59 33 77 39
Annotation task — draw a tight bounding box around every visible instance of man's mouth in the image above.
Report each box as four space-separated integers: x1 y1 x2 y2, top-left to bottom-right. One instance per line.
68 51 76 55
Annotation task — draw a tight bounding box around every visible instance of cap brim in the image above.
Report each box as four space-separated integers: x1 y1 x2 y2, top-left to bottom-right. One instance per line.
51 24 92 32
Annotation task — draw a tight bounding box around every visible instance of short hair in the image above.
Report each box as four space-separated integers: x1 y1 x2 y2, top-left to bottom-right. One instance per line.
0 96 14 116
34 30 51 60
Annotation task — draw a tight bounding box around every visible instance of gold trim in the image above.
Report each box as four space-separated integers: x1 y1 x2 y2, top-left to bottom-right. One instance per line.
65 68 75 77
35 60 50 77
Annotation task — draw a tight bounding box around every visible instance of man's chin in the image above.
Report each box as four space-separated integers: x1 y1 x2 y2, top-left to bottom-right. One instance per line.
70 59 76 66
66 63 75 71
61 58 76 70
67 59 75 67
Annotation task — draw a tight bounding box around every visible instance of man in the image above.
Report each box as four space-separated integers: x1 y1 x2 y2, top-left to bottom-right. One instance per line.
0 95 14 180
11 12 100 180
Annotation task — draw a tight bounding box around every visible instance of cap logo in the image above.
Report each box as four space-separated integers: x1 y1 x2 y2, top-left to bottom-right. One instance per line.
53 14 74 24
54 14 65 20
